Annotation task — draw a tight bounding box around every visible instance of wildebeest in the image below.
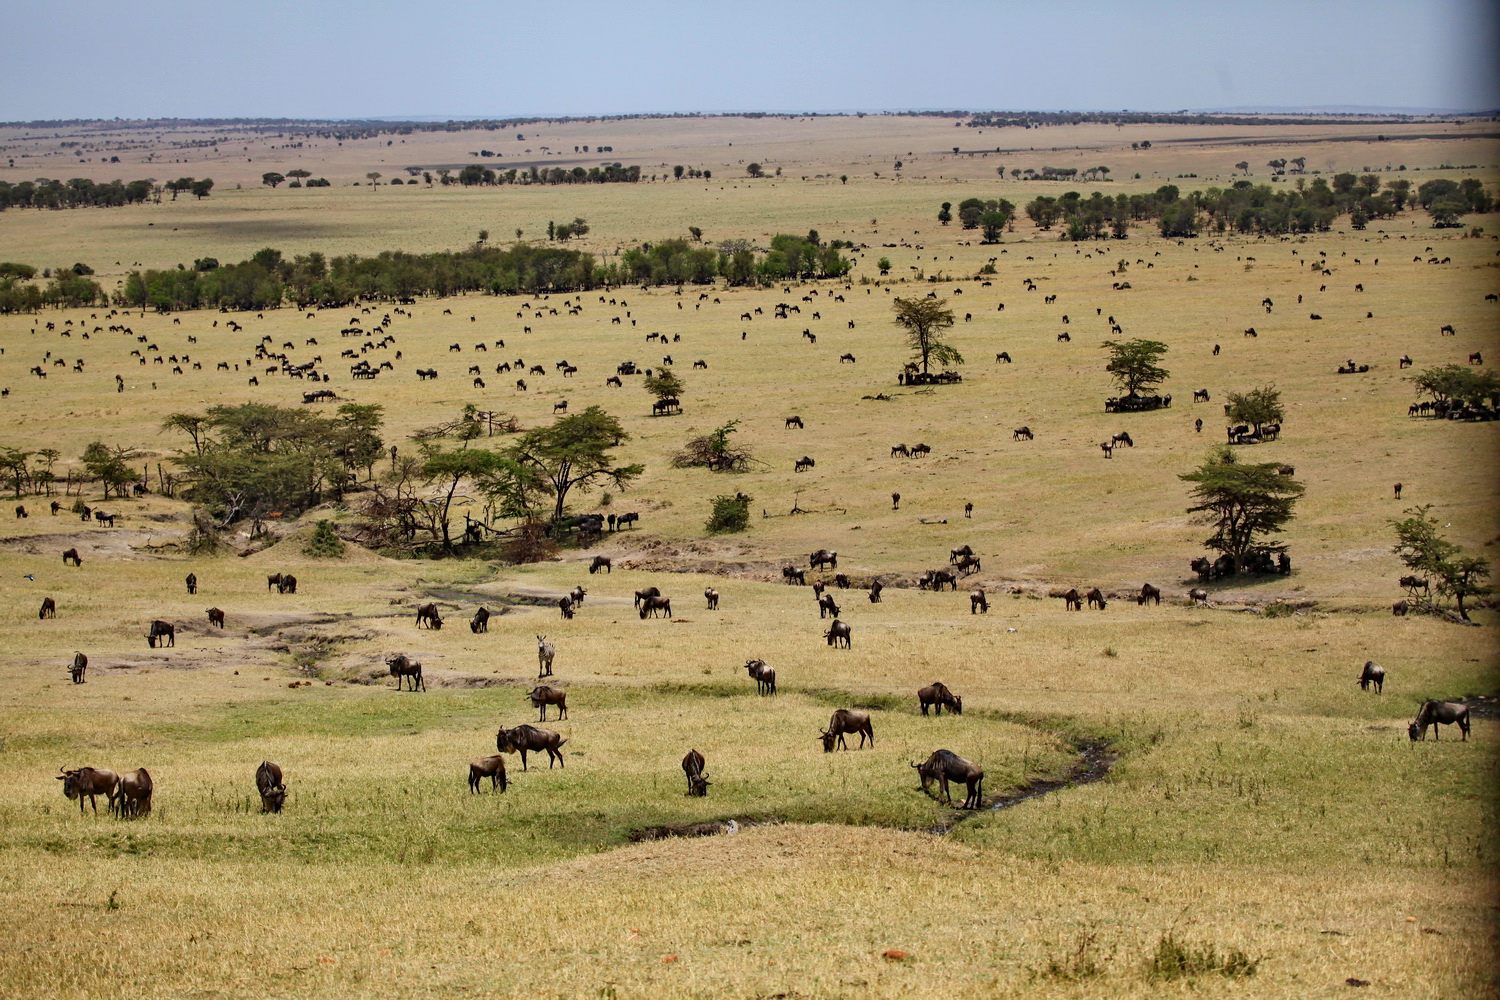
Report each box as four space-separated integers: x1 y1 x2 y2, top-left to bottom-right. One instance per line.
996 351 1012 363
39 597 56 619
589 555 611 574
633 586 661 608
1012 426 1033 441
868 579 884 603
910 443 931 457
497 724 567 770
1137 583 1161 606
949 544 973 565
146 619 175 648
558 595 575 619
1086 587 1107 610
62 548 82 567
387 654 426 692
639 595 672 619
1111 431 1133 448
277 574 297 594
781 566 806 585
682 749 709 796
569 585 587 607
810 548 838 570
785 415 804 429
744 658 777 695
912 749 985 809
536 635 555 678
528 685 568 721
817 593 841 619
116 767 153 819
834 573 851 589
57 766 119 815
256 760 286 813
794 456 815 472
891 443 910 458
267 573 282 592
415 603 443 630
1099 441 1114 459
954 554 981 576
1188 588 1210 606
185 572 198 595
704 587 719 610
918 682 963 716
820 708 873 751
1357 661 1385 694
467 754 509 793
69 651 87 683
824 619 852 648
14 504 25 519
470 607 491 633
1408 700 1470 741
206 607 225 628
1193 389 1210 402
969 588 988 614
1392 599 1409 616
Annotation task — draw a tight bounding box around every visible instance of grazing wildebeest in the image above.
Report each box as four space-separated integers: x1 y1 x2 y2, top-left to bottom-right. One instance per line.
39 597 56 619
633 586 661 608
62 548 82 567
528 685 568 721
57 766 119 815
910 443 931 457
146 620 175 648
926 569 959 591
1399 355 1413 369
891 443 910 458
639 595 672 619
794 456 815 472
1188 588 1210 606
912 749 985 809
868 579 884 603
1012 426 1033 441
704 587 719 610
996 351 1011 363
820 709 874 751
569 585 587 607
834 573 850 589
785 415 804 429
1062 589 1082 611
467 606 491 634
185 572 197 595
824 619 852 648
1111 431 1133 448
949 544 973 565
1408 700 1470 741
116 768 153 818
918 682 963 716
817 592 841 619
744 658 777 695
14 504 26 519
1086 587 1107 610
387 654 426 692
468 754 509 793
968 588 989 614
256 761 286 813
536 635 555 678
415 603 443 630
1193 389 1210 403
810 548 838 570
558 595 575 619
278 574 297 594
589 555 611 574
50 500 61 515
206 607 225 628
781 566 806 586
954 554 981 576
497 724 567 770
1357 661 1385 694
682 749 709 796
1138 583 1161 606
69 651 87 684
94 511 116 527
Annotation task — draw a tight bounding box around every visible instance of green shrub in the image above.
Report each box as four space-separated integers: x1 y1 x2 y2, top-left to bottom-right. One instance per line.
706 493 751 534
1144 933 1260 981
303 520 346 558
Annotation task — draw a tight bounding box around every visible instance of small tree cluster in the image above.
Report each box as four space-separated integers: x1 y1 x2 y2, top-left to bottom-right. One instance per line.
1389 505 1492 621
1225 385 1285 435
673 421 752 472
706 493 752 534
303 519 347 558
1180 447 1304 573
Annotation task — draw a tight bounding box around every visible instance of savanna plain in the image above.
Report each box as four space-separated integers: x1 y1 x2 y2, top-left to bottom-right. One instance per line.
0 113 1496 998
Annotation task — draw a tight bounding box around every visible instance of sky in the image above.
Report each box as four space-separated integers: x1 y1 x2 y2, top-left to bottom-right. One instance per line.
2 0 1497 121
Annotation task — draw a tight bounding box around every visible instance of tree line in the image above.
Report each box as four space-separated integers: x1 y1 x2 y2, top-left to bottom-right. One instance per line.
0 176 214 212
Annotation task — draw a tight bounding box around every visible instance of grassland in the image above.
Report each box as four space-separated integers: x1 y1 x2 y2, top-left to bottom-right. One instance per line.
0 116 1496 998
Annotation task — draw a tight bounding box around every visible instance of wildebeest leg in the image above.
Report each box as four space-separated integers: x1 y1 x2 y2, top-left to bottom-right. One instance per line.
519 749 529 771
938 775 951 805
549 747 564 768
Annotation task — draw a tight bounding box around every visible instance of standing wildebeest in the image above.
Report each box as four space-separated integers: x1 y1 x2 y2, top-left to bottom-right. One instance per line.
497 724 567 770
969 588 988 614
69 651 87 683
39 597 56 619
1111 431 1134 448
744 658 777 695
910 443 931 457
470 607 491 633
785 415 804 429
1012 426 1033 441
1138 583 1161 606
682 749 709 796
62 548 82 567
256 761 286 813
891 443 910 458
57 766 119 815
206 607 225 628
415 603 443 630
589 555 611 574
1392 599 1409 616
1062 589 1082 611
810 549 838 570
536 635 555 678
820 709 874 751
834 573 851 589
639 595 672 619
278 574 298 594
949 544 974 565
1408 700 1470 741
1357 661 1385 694
558 595 575 619
146 620 175 648
1188 588 1210 606
954 554 981 576
912 749 985 809
1086 587 1107 610
824 619 852 648
1393 482 1403 500
918 682 963 716
633 586 661 608
817 593 841 619
569 585 587 607
387 654 426 692
185 572 197 595
704 587 719 610
781 566 806 585
14 504 26 519
528 685 568 721
1099 441 1114 459
868 579 884 603
468 754 509 793
794 456 815 472
267 573 282 592
116 768 153 818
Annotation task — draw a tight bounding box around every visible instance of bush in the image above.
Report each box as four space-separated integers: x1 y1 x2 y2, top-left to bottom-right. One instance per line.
502 520 559 564
706 493 751 534
1144 934 1260 981
303 519 346 558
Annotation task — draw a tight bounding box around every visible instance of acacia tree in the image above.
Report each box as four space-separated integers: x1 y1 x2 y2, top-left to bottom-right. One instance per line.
643 368 684 411
262 172 285 188
81 442 139 499
1226 385 1285 436
419 446 511 551
1389 505 1492 622
1102 338 1170 397
1180 447 1304 573
893 297 960 374
506 406 642 525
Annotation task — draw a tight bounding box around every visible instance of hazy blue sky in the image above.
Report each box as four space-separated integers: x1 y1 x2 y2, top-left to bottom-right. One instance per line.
2 0 1496 120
